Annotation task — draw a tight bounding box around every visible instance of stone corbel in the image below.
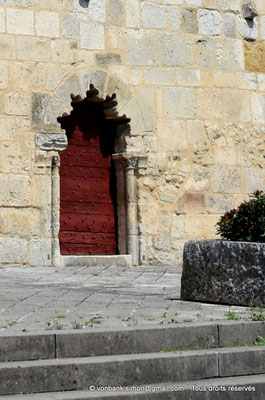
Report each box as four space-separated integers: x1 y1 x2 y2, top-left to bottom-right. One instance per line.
113 153 147 266
36 133 68 152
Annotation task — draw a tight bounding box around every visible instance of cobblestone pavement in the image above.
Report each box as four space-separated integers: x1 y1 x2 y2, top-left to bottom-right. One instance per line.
0 265 256 334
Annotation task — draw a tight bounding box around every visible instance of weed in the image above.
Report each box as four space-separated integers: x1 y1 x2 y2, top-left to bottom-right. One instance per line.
168 318 179 324
254 336 265 346
8 321 17 327
226 311 240 321
121 316 132 322
250 304 265 321
183 319 193 323
45 321 64 330
72 321 83 329
55 314 65 320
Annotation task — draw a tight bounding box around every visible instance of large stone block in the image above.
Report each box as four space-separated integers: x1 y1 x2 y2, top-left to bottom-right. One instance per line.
122 30 159 66
245 42 265 73
164 87 196 118
141 2 167 29
161 33 192 66
193 37 215 68
197 9 223 36
176 69 201 86
0 61 8 89
243 168 265 193
157 119 188 151
216 39 244 70
181 8 198 34
125 0 139 28
80 22 105 50
145 68 174 85
29 239 51 267
0 237 28 265
107 0 123 26
237 15 257 41
181 240 265 307
0 175 30 206
169 6 179 31
4 93 30 116
6 9 34 35
211 166 241 193
206 194 235 214
187 119 206 143
89 0 106 23
16 37 51 62
251 93 265 123
0 35 16 60
36 11 60 38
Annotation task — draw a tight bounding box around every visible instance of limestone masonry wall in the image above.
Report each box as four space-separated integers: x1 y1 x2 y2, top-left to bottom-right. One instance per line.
0 0 265 266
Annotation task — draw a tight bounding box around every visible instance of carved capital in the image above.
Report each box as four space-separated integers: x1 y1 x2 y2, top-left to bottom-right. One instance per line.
112 153 148 171
36 133 68 152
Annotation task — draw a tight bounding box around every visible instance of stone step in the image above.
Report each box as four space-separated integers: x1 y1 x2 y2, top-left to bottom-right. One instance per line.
1 321 265 362
3 375 265 399
62 255 132 268
1 347 265 395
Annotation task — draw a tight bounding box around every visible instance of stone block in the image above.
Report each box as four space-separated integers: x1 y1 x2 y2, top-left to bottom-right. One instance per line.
67 0 87 13
107 0 123 26
125 0 139 28
224 13 235 37
164 87 195 118
211 166 241 193
237 15 257 41
216 39 243 70
95 52 121 65
215 146 237 165
141 2 167 29
197 9 223 36
237 72 257 89
179 192 206 214
0 35 15 60
222 89 251 122
181 240 265 307
245 42 265 73
217 0 240 12
161 33 192 67
29 239 51 267
157 119 188 151
243 168 265 193
242 0 258 20
89 0 105 23
0 175 30 206
9 62 47 91
16 37 51 62
51 40 73 64
0 208 43 237
2 141 33 174
38 0 63 9
187 119 206 144
206 194 234 214
258 73 265 91
185 166 210 192
6 9 34 35
193 37 215 68
181 8 198 34
80 22 105 50
219 321 265 347
0 237 28 264
36 11 59 38
61 14 83 40
145 68 174 85
0 7 4 33
121 87 155 135
169 6 180 31
0 332 55 362
261 16 265 40
122 30 159 66
213 71 237 87
176 69 201 86
4 93 30 116
196 88 223 119
184 215 218 239
171 215 185 240
251 93 265 123
0 61 8 89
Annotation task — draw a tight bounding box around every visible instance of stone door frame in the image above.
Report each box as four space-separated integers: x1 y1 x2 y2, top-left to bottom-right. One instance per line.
35 70 147 266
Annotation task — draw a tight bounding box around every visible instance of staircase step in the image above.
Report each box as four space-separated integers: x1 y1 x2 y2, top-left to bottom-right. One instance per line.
1 347 265 396
1 321 265 362
62 255 132 268
4 375 265 399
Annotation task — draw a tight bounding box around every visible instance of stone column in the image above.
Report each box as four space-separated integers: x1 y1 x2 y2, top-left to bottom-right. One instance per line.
36 133 68 267
113 153 147 266
51 156 62 267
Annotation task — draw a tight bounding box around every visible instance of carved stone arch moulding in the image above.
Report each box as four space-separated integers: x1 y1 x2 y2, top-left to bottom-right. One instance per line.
35 71 147 267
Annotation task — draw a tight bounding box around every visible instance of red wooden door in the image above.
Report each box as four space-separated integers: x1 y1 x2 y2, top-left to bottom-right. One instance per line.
59 110 118 255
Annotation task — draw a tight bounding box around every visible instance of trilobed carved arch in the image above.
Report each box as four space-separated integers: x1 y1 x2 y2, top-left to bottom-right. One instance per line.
57 84 131 256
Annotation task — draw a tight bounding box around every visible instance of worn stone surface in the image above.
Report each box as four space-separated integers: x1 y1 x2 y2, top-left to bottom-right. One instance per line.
181 240 265 306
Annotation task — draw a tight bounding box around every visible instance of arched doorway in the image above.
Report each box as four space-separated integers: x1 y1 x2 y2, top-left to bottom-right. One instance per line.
57 85 130 256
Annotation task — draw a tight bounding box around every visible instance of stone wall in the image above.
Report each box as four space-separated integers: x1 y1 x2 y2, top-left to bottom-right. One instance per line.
0 0 264 266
